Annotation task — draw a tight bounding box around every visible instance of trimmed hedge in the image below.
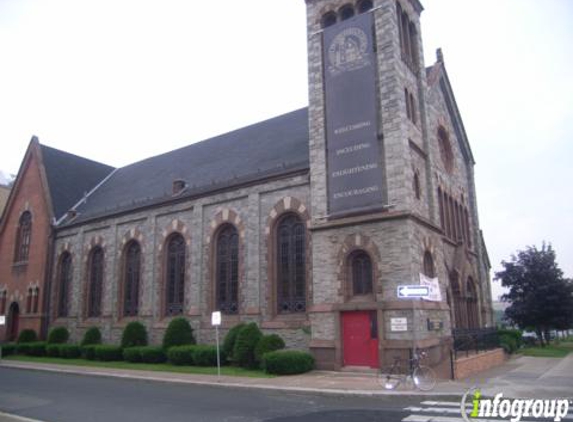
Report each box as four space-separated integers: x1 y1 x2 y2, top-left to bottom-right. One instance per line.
167 345 195 366
94 345 124 361
123 347 143 363
222 323 246 363
140 346 167 364
255 334 285 364
233 323 262 369
46 344 61 357
121 322 148 348
498 329 523 349
17 329 37 344
47 327 69 344
60 344 81 359
262 350 314 375
82 345 97 360
0 344 17 356
81 327 102 346
18 342 47 357
163 317 196 350
192 345 222 367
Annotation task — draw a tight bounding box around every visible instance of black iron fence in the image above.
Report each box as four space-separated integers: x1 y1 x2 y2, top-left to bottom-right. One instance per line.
452 327 500 359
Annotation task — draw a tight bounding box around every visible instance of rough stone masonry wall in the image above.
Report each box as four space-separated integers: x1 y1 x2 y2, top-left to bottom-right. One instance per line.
50 173 312 350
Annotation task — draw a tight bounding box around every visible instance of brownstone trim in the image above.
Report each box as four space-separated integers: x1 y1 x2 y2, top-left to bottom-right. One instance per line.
116 228 146 320
206 208 246 316
265 196 312 320
157 219 191 319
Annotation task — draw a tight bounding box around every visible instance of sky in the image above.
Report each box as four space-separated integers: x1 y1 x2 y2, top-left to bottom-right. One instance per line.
0 0 572 300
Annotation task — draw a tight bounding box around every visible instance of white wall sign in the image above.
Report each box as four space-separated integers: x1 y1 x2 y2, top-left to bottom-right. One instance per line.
211 311 221 326
390 317 408 332
0 315 5 325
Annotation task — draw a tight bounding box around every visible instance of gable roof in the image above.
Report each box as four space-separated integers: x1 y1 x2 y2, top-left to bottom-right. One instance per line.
39 143 115 221
67 107 310 225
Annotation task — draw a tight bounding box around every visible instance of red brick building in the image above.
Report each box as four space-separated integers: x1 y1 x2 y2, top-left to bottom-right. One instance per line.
0 137 112 341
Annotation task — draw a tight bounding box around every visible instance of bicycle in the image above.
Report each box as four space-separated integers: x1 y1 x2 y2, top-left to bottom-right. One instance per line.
377 350 436 391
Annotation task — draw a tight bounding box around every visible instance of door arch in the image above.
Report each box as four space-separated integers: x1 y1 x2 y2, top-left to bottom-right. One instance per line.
7 302 20 341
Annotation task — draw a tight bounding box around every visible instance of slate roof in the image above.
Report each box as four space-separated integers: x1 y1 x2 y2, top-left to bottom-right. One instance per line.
40 144 115 221
68 107 310 225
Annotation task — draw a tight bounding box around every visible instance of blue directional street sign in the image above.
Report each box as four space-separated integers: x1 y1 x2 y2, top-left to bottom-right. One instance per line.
397 285 429 299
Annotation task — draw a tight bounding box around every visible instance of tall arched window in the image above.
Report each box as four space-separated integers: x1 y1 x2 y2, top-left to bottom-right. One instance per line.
32 287 40 314
450 273 465 329
349 250 372 296
165 234 185 316
58 252 72 318
423 251 435 278
87 247 104 318
123 241 141 317
15 211 32 262
0 290 6 315
216 225 239 314
467 278 479 329
276 214 306 313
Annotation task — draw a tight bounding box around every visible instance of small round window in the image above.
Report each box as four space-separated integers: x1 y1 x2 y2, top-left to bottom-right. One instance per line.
438 126 454 173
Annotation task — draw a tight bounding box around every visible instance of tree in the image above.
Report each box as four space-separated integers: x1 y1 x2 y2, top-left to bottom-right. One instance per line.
495 243 573 346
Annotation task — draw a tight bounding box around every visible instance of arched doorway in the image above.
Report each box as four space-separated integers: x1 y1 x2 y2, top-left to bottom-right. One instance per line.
7 302 20 342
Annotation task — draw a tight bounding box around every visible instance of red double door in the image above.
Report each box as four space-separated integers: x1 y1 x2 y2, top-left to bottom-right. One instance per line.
341 311 379 368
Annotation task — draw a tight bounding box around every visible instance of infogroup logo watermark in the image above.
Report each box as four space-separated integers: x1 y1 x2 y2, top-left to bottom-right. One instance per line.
461 388 571 422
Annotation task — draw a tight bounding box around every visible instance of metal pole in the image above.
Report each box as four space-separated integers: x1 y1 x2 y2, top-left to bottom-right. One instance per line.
215 325 221 381
412 298 417 361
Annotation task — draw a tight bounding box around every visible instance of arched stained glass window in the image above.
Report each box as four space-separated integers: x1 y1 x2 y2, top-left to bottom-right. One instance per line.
58 252 72 318
123 241 141 317
88 247 104 318
165 234 185 316
216 225 239 314
277 215 306 313
15 211 32 262
350 250 373 296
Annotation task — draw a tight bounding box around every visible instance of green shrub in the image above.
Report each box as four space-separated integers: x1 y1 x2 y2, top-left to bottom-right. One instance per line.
17 329 37 344
47 327 69 344
192 345 222 367
81 327 102 346
0 344 17 356
121 322 148 348
255 334 285 364
167 345 196 366
46 344 61 357
222 323 246 362
500 335 518 354
162 317 195 350
59 344 81 359
233 322 262 369
94 345 123 361
19 342 47 357
263 350 315 375
140 346 167 364
497 329 523 349
82 345 97 360
123 347 143 363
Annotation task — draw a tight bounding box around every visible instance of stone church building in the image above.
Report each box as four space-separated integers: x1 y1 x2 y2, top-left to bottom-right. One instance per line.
1 0 493 373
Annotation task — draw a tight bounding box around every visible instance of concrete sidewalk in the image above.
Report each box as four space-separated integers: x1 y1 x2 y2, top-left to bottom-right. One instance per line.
1 354 572 399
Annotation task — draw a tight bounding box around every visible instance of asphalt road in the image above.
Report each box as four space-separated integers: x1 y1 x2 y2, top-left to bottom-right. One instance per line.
0 367 425 422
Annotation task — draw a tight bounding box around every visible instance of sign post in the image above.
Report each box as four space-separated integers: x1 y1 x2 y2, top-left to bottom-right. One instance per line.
397 285 429 362
211 311 222 381
0 315 5 362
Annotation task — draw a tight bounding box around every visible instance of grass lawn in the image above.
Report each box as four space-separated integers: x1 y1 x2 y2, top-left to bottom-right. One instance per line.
519 341 573 358
2 355 274 378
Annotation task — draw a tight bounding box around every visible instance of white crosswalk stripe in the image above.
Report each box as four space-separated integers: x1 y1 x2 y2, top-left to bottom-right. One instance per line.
401 399 573 422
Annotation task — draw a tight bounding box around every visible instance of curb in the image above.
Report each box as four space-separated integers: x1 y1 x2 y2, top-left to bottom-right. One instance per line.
0 361 463 399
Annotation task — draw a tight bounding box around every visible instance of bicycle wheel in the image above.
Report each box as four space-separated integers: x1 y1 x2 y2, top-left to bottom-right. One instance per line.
378 365 402 390
412 365 436 391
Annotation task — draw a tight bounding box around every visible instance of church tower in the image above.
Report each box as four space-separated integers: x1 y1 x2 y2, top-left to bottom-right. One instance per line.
304 0 492 372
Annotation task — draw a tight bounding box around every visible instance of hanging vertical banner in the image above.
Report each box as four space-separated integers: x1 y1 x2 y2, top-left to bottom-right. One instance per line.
323 12 384 216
